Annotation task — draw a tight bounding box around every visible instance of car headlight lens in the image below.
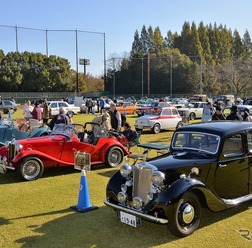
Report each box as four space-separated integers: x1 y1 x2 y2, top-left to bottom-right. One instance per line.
133 197 143 210
151 171 165 187
120 164 132 178
117 192 127 204
121 184 127 193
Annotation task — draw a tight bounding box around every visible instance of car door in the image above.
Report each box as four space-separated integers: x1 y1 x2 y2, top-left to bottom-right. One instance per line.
160 108 172 129
214 133 249 199
49 102 58 116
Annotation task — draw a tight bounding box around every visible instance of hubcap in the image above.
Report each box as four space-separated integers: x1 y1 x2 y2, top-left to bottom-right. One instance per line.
180 203 195 224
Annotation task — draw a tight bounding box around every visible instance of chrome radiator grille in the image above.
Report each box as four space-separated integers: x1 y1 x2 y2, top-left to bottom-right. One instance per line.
132 164 153 204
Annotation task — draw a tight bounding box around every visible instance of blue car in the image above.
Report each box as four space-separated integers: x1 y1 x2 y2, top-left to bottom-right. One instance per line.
0 118 51 147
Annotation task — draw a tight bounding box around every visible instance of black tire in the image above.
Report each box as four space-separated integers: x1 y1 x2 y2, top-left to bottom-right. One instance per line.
105 146 124 168
152 123 161 134
168 192 202 237
189 112 196 120
135 128 142 133
19 157 44 181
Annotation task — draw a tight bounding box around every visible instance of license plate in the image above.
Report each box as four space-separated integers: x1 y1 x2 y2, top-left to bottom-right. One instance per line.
120 211 137 227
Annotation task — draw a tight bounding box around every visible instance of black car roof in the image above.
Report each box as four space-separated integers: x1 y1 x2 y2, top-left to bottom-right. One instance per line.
176 121 252 137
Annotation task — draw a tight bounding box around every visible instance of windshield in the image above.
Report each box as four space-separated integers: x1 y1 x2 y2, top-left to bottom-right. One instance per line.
145 108 161 115
172 132 220 154
51 124 75 138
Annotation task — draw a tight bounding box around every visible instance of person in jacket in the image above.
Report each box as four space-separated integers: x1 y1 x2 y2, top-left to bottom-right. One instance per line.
211 106 226 120
48 107 70 130
109 102 121 131
42 99 50 125
122 122 138 147
31 101 42 121
91 112 111 136
226 105 243 121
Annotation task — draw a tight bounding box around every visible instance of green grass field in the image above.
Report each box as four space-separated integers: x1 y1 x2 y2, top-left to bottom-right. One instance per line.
0 109 252 248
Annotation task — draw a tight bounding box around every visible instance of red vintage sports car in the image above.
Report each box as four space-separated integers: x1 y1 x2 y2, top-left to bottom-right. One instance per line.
0 123 129 181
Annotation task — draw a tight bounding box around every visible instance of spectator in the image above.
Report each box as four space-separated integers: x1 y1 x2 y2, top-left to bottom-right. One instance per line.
109 102 121 131
91 112 111 136
99 97 105 114
226 105 243 121
87 98 93 114
23 100 33 121
42 99 50 125
48 107 70 130
96 98 100 113
241 108 252 121
122 122 138 147
31 101 42 121
212 106 226 120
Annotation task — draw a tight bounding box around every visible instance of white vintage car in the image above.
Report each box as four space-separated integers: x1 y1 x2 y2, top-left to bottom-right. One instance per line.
177 102 208 120
48 101 80 116
134 107 182 134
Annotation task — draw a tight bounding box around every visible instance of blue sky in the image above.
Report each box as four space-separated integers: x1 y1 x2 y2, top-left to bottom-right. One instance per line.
1 0 251 76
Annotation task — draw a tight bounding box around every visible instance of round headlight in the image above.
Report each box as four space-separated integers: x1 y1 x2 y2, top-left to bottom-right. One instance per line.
133 197 143 210
121 184 127 193
120 164 132 178
147 192 154 201
151 171 165 187
117 192 127 204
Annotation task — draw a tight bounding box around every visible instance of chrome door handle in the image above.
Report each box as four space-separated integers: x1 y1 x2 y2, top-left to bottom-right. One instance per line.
219 164 227 168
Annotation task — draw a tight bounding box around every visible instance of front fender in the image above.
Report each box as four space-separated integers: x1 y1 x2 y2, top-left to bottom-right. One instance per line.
12 150 69 166
151 177 227 212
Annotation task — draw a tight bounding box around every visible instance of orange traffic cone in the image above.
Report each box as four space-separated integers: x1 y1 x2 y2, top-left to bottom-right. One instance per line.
70 170 98 212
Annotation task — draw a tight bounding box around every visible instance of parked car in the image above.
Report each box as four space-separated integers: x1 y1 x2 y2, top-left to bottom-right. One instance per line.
223 104 252 116
0 123 129 181
47 101 80 116
0 99 18 114
177 101 208 120
0 118 51 147
135 101 170 117
135 107 182 134
104 121 252 237
115 102 138 115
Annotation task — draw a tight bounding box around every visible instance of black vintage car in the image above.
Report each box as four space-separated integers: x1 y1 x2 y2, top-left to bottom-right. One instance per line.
104 121 252 237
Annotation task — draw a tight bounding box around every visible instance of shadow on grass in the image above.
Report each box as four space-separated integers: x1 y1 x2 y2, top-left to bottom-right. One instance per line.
13 201 251 248
0 164 110 184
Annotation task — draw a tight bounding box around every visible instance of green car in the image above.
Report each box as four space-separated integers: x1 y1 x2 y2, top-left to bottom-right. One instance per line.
0 118 51 147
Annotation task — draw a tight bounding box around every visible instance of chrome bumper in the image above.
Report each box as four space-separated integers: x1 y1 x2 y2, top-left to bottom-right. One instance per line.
104 200 168 224
0 164 15 174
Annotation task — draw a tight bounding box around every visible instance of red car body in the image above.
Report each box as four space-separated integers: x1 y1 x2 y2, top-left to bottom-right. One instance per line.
0 124 129 181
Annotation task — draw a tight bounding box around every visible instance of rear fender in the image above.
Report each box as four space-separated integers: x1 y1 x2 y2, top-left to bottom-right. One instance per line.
95 138 129 161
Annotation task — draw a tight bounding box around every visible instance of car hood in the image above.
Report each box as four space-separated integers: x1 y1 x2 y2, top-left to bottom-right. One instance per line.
177 108 190 111
18 135 67 146
136 115 157 121
146 151 211 172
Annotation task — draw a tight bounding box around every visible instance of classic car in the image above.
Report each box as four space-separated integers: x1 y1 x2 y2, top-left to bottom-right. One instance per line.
0 123 129 181
104 121 252 237
134 107 182 134
0 99 18 114
177 101 208 120
135 101 170 117
47 101 81 116
0 118 51 147
104 101 137 115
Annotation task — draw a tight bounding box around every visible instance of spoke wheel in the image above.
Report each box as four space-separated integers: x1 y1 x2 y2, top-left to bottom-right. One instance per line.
19 157 44 181
168 192 202 237
105 146 124 167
